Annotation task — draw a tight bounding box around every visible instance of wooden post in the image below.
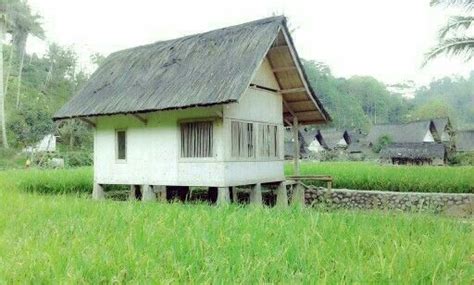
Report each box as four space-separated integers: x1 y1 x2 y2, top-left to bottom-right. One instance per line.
216 187 230 205
92 183 105 200
276 181 288 207
291 182 305 207
293 117 300 175
129 185 136 200
250 183 263 206
142 185 156 202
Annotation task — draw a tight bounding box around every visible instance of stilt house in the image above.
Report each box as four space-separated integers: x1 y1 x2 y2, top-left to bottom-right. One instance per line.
53 16 331 203
456 130 474 153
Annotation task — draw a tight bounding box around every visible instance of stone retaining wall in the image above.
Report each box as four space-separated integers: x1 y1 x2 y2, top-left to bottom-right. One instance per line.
304 188 474 215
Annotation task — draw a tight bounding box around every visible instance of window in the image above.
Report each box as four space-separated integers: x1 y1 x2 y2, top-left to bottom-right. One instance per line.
116 130 127 160
231 121 255 158
258 124 278 158
180 121 213 158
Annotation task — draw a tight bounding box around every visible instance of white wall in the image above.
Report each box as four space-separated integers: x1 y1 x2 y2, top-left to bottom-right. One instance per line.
94 106 227 186
308 140 324 153
222 58 285 185
23 134 56 153
94 57 286 187
337 138 347 146
423 130 435 142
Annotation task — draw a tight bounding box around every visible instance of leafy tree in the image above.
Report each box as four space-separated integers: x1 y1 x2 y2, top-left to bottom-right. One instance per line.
7 0 44 108
8 104 53 148
0 5 7 148
302 60 370 131
409 100 455 122
302 60 411 131
57 120 93 150
412 72 474 128
90 52 106 68
372 135 392 153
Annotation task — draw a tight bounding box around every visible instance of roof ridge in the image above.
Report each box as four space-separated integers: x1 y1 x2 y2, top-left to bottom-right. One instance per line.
372 120 431 127
109 16 286 57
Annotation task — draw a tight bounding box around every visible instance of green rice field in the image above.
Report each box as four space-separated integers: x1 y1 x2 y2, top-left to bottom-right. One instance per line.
286 162 474 193
12 162 474 196
0 169 473 283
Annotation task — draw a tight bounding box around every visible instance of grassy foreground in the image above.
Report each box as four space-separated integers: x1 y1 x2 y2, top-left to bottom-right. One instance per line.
13 162 474 196
286 162 474 193
0 171 473 283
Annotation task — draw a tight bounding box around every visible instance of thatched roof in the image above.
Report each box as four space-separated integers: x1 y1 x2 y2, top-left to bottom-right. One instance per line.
315 129 350 149
456 130 474 152
347 142 363 153
53 16 330 124
367 120 434 144
380 143 446 160
347 129 365 143
298 128 317 146
432 117 450 132
284 127 309 155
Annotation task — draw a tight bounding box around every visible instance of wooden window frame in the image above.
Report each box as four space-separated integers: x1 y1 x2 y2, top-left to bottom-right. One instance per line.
115 129 127 163
230 120 256 160
258 123 279 159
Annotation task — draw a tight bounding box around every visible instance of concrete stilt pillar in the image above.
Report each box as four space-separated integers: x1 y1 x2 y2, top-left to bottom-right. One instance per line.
129 185 136 200
291 183 305 206
155 185 167 202
142 185 156 202
250 183 263 206
231 186 238 203
276 181 288 207
216 187 230 206
92 183 105 200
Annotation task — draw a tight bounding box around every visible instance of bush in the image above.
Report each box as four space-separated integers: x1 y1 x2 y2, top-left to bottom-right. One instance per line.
372 135 392 153
285 162 474 193
449 152 474 166
62 151 93 167
0 149 27 170
17 167 93 194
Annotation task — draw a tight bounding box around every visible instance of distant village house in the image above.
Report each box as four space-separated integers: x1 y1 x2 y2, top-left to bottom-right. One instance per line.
456 130 474 153
22 134 56 153
380 143 446 165
367 119 450 165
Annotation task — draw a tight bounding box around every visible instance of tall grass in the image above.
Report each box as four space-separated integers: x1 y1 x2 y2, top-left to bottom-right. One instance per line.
13 162 474 196
16 167 92 194
0 169 472 283
0 192 472 283
286 162 474 193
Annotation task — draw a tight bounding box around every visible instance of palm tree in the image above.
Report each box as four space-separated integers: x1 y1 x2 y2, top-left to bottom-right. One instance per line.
0 6 8 148
3 0 19 98
424 0 474 64
8 1 44 108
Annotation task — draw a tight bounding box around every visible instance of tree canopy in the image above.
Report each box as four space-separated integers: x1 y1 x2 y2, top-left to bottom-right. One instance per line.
0 0 472 152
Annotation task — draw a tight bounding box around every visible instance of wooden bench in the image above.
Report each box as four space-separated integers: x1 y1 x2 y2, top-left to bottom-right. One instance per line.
286 175 333 191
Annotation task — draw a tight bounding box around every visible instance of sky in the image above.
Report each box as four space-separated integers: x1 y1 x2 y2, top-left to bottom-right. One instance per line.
26 0 473 86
